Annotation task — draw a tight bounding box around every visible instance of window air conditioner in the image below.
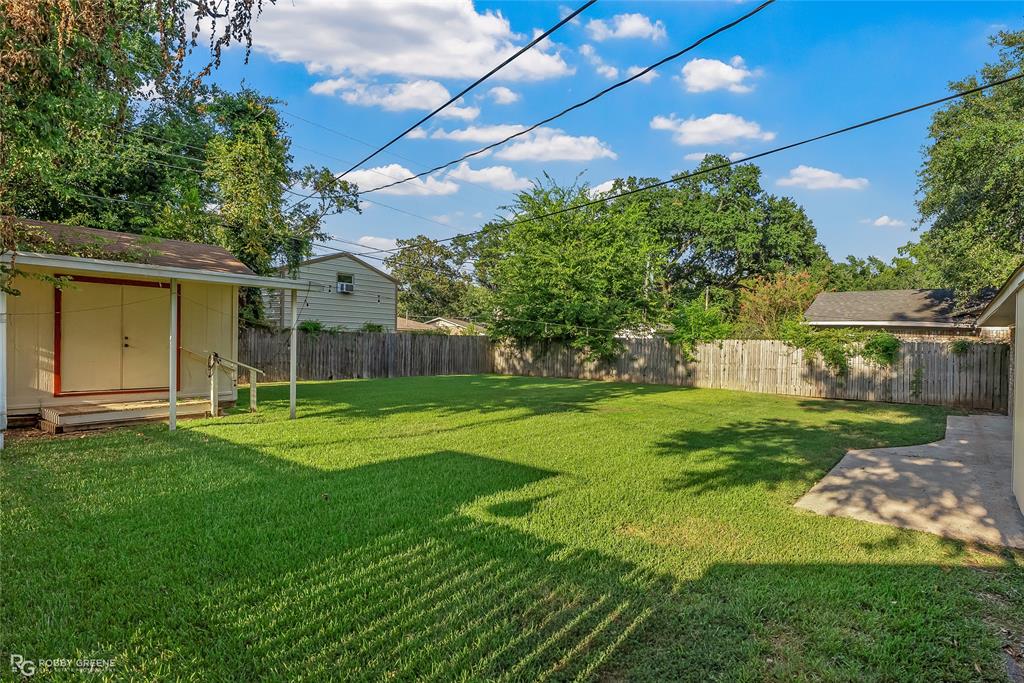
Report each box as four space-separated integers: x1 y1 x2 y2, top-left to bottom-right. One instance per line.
336 282 354 294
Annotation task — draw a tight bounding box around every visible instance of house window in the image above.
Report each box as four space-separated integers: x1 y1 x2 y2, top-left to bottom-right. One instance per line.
336 273 355 294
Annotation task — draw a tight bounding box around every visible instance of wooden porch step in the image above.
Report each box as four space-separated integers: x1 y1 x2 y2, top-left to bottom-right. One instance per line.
40 399 213 433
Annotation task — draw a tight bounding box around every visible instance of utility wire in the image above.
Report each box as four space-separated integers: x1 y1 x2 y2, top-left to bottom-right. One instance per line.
361 72 1024 258
349 0 776 197
336 0 596 178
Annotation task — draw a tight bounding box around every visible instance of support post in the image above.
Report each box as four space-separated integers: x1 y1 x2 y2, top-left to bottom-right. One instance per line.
0 291 7 450
289 288 298 419
209 357 219 417
250 375 257 412
168 279 178 431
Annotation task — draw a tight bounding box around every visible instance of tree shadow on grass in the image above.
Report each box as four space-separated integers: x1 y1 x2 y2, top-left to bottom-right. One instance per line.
655 401 946 497
4 426 1021 681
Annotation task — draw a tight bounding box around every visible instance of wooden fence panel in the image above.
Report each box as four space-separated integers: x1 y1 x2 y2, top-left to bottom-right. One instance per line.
238 330 1009 412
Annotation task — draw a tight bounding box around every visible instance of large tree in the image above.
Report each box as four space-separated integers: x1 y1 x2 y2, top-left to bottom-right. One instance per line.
385 236 476 320
916 28 1024 298
605 158 828 309
474 176 667 360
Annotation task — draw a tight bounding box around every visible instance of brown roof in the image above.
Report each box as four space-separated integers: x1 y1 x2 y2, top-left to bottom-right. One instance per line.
397 316 435 331
804 289 975 326
15 218 254 276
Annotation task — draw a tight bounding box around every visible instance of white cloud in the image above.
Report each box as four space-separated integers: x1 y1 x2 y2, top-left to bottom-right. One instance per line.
406 127 427 139
252 0 572 81
586 13 666 41
777 165 869 190
447 162 531 191
650 113 775 146
320 79 478 120
683 151 747 163
680 56 760 94
579 44 618 80
495 127 617 162
626 65 658 84
346 163 459 196
862 215 907 227
353 235 399 253
488 86 520 104
558 4 583 26
591 179 617 195
432 123 527 143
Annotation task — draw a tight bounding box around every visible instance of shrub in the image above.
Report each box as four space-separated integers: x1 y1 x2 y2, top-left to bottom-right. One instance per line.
297 320 325 334
360 322 386 333
780 319 900 374
949 339 973 355
667 299 733 361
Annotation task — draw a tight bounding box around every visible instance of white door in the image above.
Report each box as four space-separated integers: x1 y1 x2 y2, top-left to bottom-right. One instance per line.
61 282 123 392
60 282 170 393
122 285 170 390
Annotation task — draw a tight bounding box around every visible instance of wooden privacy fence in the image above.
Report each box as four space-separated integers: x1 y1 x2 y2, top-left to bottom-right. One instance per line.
239 328 492 382
492 338 1010 412
238 330 1010 412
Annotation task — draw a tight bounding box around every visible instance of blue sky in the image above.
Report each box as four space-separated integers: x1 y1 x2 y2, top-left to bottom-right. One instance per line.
200 1 1020 263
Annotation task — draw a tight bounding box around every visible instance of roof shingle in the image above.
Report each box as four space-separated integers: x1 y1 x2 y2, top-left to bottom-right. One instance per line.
804 289 973 326
15 218 254 276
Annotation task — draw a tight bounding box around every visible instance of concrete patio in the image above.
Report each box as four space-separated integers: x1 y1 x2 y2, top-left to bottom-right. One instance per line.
797 415 1024 549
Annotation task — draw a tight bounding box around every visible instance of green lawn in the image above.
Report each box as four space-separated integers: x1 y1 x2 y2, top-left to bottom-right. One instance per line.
2 376 1022 681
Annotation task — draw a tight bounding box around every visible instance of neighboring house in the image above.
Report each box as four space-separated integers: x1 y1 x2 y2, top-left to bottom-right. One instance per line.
265 252 398 332
0 219 303 442
397 316 436 332
426 317 487 335
976 263 1023 516
803 289 1009 340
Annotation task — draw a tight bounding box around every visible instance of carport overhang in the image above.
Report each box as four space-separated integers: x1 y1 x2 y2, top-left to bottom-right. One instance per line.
1 251 307 447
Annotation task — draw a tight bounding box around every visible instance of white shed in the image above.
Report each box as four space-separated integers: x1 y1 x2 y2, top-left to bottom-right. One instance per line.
265 252 398 331
977 262 1024 516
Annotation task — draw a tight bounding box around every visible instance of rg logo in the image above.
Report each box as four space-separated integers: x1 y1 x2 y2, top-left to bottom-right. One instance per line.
10 654 35 677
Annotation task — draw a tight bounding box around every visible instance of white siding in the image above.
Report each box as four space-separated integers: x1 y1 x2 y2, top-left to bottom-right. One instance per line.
1014 288 1023 516
264 254 397 331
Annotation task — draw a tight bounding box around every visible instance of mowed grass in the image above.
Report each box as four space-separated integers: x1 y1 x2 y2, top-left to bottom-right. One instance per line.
2 376 1022 681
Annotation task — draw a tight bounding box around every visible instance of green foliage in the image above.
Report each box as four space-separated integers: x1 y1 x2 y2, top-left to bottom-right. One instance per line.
915 29 1024 299
646 157 828 300
949 339 974 355
385 236 474 319
735 271 822 338
666 299 733 361
360 322 386 333
825 245 941 292
297 320 326 334
780 320 901 374
473 176 668 362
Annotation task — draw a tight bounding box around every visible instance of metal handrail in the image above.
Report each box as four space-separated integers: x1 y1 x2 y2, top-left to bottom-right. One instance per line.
181 347 262 414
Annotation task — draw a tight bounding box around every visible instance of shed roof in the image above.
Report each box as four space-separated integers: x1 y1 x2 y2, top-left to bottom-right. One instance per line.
16 218 254 275
804 289 974 327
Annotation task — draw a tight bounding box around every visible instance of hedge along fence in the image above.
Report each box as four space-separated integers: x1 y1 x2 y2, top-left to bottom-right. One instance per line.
238 329 1010 412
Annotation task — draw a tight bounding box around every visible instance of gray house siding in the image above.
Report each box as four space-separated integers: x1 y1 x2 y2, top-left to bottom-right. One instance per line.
264 253 398 331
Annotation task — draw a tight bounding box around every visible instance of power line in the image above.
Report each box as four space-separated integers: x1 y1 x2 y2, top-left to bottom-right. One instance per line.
337 0 596 178
352 0 776 197
361 72 1024 259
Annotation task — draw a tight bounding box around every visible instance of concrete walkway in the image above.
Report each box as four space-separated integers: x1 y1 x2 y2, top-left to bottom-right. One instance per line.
796 415 1024 549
